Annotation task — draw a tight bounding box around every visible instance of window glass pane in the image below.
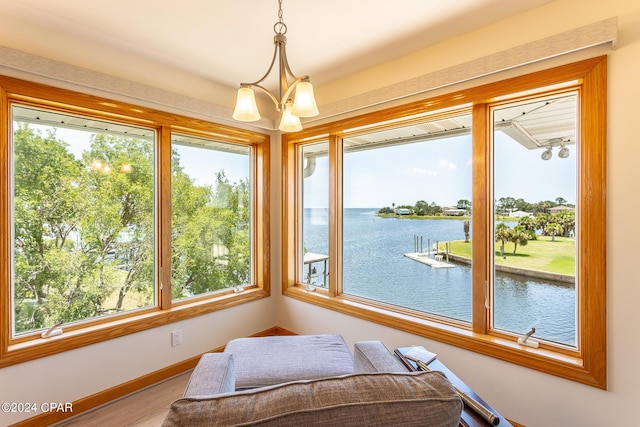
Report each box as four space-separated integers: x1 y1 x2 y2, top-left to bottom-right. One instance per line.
171 134 251 300
342 114 473 322
11 105 156 336
491 93 577 347
301 142 330 288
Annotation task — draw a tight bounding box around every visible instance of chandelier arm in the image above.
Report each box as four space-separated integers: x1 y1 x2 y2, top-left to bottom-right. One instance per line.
281 78 304 105
245 84 281 109
240 41 280 88
278 39 306 84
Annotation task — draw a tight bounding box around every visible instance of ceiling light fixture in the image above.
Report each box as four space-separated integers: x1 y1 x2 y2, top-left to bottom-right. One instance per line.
558 144 570 158
232 0 319 132
541 147 553 161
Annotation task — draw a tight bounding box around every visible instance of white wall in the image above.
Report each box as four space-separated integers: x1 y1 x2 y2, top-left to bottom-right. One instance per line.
276 1 640 426
0 0 638 426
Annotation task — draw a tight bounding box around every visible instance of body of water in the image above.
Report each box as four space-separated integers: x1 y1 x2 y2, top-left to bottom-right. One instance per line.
303 208 576 346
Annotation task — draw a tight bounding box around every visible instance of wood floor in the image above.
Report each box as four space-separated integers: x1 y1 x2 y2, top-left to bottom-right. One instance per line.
54 371 191 427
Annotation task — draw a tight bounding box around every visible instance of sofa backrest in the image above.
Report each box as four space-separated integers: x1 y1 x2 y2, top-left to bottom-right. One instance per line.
353 340 412 372
164 371 463 427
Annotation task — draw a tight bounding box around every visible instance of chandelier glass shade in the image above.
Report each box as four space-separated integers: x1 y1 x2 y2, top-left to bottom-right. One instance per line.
232 0 319 132
232 87 261 122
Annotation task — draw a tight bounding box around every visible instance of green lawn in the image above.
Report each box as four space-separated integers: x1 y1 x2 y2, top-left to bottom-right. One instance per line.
441 236 576 275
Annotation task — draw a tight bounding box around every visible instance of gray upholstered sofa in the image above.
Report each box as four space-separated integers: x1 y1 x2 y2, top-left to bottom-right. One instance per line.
163 336 462 426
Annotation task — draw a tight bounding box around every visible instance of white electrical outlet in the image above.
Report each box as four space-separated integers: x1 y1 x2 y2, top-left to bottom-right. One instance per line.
171 329 182 347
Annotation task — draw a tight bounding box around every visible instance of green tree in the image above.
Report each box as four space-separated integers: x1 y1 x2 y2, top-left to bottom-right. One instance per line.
534 212 552 233
513 198 531 212
81 134 155 313
544 223 564 241
13 123 252 333
12 126 157 332
497 197 516 215
554 209 575 237
457 199 471 210
508 227 530 254
495 223 510 258
171 164 250 299
428 202 442 216
13 124 89 331
495 223 529 255
517 216 537 240
532 201 552 214
414 200 429 216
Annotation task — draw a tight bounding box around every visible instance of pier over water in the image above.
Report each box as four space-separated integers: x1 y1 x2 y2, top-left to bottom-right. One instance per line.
404 252 455 268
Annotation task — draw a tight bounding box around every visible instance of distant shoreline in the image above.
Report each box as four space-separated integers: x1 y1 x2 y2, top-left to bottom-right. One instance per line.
375 213 518 222
377 213 471 220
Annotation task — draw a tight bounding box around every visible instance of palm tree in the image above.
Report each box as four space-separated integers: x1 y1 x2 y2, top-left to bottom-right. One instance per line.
555 210 575 237
544 223 564 241
509 229 529 254
535 213 552 233
495 223 510 258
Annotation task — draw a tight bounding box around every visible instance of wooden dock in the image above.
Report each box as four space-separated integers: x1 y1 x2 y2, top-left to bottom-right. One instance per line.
404 252 455 268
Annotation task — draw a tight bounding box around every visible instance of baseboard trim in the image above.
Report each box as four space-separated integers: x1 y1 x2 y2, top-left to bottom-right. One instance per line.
12 326 285 427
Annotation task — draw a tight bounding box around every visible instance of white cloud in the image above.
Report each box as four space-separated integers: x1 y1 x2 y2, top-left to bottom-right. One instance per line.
438 159 457 170
409 167 437 176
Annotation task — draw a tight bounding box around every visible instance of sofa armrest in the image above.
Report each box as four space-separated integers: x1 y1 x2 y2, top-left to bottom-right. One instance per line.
183 353 235 397
353 341 410 373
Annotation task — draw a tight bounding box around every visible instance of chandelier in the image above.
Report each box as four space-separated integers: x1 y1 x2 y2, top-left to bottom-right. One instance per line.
232 0 319 132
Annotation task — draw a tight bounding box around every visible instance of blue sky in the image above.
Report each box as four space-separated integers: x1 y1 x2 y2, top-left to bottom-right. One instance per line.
304 131 576 209
31 123 576 211
172 143 249 187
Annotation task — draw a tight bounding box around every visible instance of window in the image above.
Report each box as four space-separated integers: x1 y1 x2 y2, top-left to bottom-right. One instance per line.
11 106 156 336
283 57 606 388
491 92 578 347
301 141 330 289
0 76 270 367
171 134 252 301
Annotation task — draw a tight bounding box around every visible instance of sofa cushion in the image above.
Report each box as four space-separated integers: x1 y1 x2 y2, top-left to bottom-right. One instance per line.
224 334 354 389
164 371 463 427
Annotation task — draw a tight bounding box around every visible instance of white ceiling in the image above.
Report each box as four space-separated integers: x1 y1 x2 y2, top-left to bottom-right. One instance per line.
0 0 553 92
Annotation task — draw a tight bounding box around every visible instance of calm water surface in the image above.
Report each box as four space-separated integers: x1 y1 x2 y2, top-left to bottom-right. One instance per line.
303 208 576 346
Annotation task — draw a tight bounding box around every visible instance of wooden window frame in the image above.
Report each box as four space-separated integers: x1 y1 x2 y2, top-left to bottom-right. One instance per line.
0 76 270 368
282 56 606 389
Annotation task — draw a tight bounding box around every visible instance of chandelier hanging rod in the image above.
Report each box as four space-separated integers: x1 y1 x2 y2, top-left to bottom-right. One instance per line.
232 0 318 132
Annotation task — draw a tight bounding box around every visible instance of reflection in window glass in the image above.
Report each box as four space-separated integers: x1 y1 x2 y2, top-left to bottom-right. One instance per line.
301 142 330 288
11 105 156 335
171 135 251 300
492 93 577 346
342 115 473 322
